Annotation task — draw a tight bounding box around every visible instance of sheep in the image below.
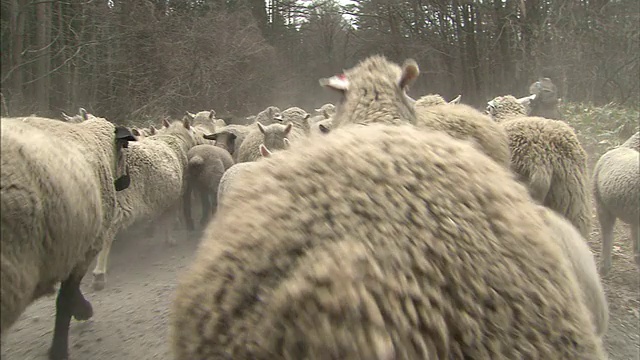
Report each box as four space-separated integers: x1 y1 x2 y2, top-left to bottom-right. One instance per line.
497 116 592 239
184 110 227 133
204 125 252 162
593 131 640 276
183 144 235 231
414 93 462 108
169 123 605 360
216 143 276 207
313 103 335 118
91 116 200 291
131 125 157 140
60 107 88 123
485 94 531 122
539 206 609 336
414 101 511 167
235 122 294 163
528 78 563 120
309 118 333 136
1 114 136 360
319 54 419 128
621 130 639 152
254 106 283 126
281 106 311 136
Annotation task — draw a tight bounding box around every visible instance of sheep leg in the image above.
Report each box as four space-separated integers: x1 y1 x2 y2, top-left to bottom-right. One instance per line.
159 207 179 246
48 271 92 360
527 167 551 204
92 229 117 291
597 207 616 276
199 189 212 228
183 182 195 231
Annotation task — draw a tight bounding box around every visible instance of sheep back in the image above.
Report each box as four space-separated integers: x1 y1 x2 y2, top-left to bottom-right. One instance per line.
187 145 234 193
593 145 639 226
415 103 511 167
501 116 592 238
1 115 129 334
170 124 604 360
539 206 609 336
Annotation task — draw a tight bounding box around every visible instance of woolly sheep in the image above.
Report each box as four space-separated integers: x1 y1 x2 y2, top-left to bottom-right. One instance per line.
204 124 252 161
91 117 200 291
170 123 605 359
485 94 531 122
254 106 283 126
281 106 311 136
60 107 88 123
528 78 563 120
593 131 640 276
309 118 333 136
414 93 462 108
539 206 609 336
183 144 234 231
499 116 592 239
319 54 419 128
235 122 294 163
314 103 335 118
414 101 511 167
216 143 275 207
1 114 136 360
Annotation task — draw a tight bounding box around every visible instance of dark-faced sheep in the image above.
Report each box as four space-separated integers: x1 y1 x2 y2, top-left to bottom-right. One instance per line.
183 144 235 231
319 54 419 128
170 123 605 360
593 131 640 276
1 114 136 360
91 117 200 290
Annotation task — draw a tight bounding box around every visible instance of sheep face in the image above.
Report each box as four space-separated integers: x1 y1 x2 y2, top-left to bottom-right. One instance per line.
205 131 237 155
486 95 528 122
113 125 138 191
319 55 419 127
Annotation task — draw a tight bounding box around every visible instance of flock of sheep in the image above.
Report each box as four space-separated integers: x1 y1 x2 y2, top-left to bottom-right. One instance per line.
0 54 638 360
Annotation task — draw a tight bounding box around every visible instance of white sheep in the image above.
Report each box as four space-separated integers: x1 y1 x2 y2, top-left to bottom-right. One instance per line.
170 123 605 359
183 144 234 231
1 114 137 360
414 93 462 108
91 116 200 291
593 131 640 276
235 122 294 163
216 142 277 208
319 54 419 128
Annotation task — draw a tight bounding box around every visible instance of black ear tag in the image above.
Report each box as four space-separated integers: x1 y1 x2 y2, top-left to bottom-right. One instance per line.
114 165 131 191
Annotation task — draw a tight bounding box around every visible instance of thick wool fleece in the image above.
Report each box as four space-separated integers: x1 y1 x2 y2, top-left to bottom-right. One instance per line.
170 123 604 360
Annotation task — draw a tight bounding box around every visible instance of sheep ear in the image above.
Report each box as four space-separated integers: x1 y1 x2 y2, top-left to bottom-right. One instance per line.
259 144 272 158
131 128 141 136
319 123 330 134
449 94 462 104
283 138 291 149
399 59 419 90
209 110 215 120
79 108 89 121
203 133 217 140
115 126 137 142
283 123 292 136
185 111 196 119
319 74 349 92
183 116 191 129
61 112 72 121
405 94 416 105
516 94 536 106
257 122 266 134
273 113 283 122
304 113 311 120
162 118 171 128
149 125 157 135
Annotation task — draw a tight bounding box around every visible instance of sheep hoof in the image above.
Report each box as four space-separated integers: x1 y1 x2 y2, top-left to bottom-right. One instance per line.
72 298 94 321
92 274 106 291
48 346 68 360
599 264 611 277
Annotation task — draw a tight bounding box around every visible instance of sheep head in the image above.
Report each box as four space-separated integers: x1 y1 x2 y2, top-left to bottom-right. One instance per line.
319 55 419 128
